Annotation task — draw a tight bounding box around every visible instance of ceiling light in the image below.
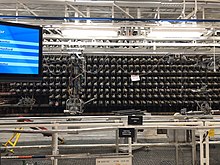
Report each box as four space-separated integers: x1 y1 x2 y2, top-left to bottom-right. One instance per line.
61 27 118 38
147 26 206 38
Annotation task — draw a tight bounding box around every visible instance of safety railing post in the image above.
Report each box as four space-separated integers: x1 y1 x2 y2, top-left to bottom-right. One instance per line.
191 130 196 165
51 125 59 165
115 129 119 153
128 137 132 155
0 146 2 165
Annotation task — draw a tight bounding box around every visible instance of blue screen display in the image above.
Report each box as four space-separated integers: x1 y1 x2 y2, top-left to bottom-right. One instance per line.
0 23 40 75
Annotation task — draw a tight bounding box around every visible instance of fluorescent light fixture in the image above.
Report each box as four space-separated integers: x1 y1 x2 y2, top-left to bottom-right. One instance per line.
147 26 206 38
62 27 118 38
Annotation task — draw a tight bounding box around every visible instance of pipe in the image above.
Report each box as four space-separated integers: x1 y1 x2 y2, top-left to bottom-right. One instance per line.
43 41 220 47
0 125 206 134
115 129 119 153
2 124 211 134
2 155 47 159
0 115 177 120
1 15 220 22
213 42 216 72
192 130 196 165
0 147 1 165
1 153 130 160
199 131 204 165
194 0 198 18
205 132 209 165
52 125 59 165
0 121 124 126
174 130 179 165
0 122 124 128
128 138 132 155
1 142 193 150
0 121 204 130
1 145 51 149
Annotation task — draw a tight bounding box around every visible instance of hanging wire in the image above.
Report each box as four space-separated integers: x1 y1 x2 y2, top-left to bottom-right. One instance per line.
213 39 216 72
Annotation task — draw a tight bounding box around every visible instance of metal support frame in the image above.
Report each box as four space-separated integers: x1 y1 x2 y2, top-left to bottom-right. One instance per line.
52 125 59 165
128 137 132 155
115 129 119 153
7 0 219 56
199 129 210 165
204 122 210 165
113 3 134 19
194 0 198 18
213 41 216 72
205 131 209 165
174 129 179 165
3 118 220 165
64 3 69 21
154 6 160 19
199 130 204 165
0 0 220 27
86 7 91 24
67 3 86 18
43 40 220 49
192 130 196 165
17 1 38 16
0 146 1 165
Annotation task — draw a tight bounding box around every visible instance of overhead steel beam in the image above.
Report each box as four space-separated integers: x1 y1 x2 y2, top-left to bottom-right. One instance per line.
67 3 86 17
195 0 198 18
43 41 220 47
17 1 38 16
113 3 134 19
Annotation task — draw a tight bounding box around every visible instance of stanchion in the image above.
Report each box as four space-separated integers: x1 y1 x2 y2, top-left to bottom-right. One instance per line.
192 130 196 165
0 146 2 165
174 129 179 165
128 137 132 155
51 125 59 165
115 129 119 153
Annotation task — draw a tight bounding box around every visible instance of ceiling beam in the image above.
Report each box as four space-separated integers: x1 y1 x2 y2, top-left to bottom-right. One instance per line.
17 1 38 16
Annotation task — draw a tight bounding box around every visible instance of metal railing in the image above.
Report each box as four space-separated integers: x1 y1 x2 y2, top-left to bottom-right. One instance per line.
1 116 220 165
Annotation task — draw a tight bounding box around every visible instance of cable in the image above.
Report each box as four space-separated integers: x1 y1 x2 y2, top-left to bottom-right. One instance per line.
80 55 110 75
139 54 170 76
17 96 36 111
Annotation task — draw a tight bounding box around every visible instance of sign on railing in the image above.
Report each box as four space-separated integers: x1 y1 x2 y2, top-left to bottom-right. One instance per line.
96 157 132 165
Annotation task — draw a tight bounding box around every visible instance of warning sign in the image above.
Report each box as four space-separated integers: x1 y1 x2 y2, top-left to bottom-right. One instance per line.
96 157 132 165
208 129 215 137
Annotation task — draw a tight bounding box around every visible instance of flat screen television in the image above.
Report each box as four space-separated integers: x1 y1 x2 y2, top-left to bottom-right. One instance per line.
0 21 42 81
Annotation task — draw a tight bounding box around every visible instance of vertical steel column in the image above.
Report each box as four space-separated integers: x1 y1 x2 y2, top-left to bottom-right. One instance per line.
134 129 138 143
205 132 209 165
112 5 114 23
64 3 69 18
128 137 132 155
205 121 210 165
174 129 179 165
86 7 91 24
137 8 141 36
75 7 79 24
213 42 216 72
199 131 204 165
52 125 59 165
192 130 196 165
115 129 119 153
0 147 1 165
182 0 186 18
194 0 198 18
202 7 205 19
16 0 18 22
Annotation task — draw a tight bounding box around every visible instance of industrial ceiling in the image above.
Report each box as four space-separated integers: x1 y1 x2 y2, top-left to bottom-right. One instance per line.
0 0 220 55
